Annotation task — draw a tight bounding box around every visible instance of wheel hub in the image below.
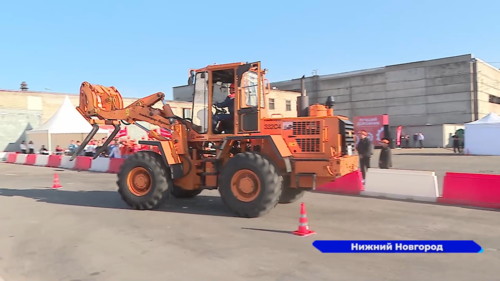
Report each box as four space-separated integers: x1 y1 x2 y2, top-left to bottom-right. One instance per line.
134 174 149 189
127 167 152 196
231 169 261 202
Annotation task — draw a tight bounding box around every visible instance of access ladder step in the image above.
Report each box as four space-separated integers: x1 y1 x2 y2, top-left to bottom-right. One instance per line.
200 186 218 190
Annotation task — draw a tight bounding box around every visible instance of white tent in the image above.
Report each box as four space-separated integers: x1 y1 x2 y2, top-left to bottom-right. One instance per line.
26 96 109 153
464 112 500 156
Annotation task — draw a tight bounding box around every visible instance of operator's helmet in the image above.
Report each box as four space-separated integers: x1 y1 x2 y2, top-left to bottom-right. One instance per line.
229 83 235 95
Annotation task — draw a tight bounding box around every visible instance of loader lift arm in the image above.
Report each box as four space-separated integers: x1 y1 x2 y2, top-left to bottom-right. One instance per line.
71 82 186 160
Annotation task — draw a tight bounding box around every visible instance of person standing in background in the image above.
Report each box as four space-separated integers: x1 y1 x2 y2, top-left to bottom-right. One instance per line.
108 139 121 158
379 139 392 169
355 130 373 184
28 141 35 154
418 132 425 148
413 133 418 148
20 141 27 154
452 135 461 153
404 134 410 148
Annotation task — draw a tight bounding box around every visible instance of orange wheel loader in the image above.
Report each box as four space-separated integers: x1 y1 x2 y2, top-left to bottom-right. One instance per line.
70 61 359 218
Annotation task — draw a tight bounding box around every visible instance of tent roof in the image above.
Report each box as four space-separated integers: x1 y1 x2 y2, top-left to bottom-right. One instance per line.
466 112 500 125
27 96 108 134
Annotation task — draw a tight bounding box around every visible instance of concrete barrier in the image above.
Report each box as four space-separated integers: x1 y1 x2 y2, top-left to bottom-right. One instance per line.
25 154 37 165
361 168 439 202
107 158 125 173
60 156 76 169
0 152 9 161
15 154 27 165
47 155 62 167
315 170 364 195
90 157 111 172
439 172 500 209
75 156 92 171
6 153 17 163
35 155 50 166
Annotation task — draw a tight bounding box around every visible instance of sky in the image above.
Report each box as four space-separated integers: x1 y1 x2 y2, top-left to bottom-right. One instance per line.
1 0 499 99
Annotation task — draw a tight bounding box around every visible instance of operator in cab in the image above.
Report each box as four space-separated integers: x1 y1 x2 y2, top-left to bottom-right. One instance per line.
212 83 235 132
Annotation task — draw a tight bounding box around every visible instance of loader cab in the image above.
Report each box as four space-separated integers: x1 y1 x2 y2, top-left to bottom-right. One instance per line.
188 62 267 136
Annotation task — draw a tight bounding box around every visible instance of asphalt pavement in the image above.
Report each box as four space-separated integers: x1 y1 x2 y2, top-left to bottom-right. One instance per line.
0 163 499 281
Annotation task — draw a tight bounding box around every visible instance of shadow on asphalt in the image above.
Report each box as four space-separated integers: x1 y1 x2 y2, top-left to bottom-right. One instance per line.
241 227 293 235
394 153 467 156
0 188 236 217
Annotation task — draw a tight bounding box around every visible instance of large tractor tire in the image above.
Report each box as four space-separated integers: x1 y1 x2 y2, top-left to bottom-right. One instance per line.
117 151 172 210
219 152 282 218
279 176 305 204
170 185 203 199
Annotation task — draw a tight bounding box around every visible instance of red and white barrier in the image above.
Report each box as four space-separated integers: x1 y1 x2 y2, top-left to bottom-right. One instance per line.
3 152 500 211
438 172 500 209
361 168 439 202
59 156 75 169
1 152 123 174
107 158 125 173
15 154 27 165
90 157 111 172
315 169 364 195
35 155 49 166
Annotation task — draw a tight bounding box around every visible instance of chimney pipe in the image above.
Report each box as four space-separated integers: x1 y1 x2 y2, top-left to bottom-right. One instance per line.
296 75 309 117
300 75 306 97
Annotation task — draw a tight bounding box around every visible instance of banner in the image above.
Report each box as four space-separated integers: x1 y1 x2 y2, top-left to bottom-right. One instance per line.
396 125 402 147
116 127 128 138
99 125 115 134
313 240 483 253
353 115 389 146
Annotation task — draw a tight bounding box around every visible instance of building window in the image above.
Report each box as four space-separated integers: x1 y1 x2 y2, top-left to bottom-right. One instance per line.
269 98 275 110
286 100 291 111
183 108 191 118
489 95 500 105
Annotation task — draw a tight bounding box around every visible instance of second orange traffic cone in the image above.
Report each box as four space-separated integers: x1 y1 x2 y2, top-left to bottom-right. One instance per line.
52 173 62 189
292 203 316 237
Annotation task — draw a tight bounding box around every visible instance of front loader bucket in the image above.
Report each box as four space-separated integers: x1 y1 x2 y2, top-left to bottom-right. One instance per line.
79 82 124 117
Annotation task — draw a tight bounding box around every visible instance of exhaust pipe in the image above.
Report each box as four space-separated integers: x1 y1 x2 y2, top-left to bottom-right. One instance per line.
296 75 309 117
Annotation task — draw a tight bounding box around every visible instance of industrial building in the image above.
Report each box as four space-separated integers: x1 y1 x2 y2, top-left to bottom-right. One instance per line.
268 54 500 147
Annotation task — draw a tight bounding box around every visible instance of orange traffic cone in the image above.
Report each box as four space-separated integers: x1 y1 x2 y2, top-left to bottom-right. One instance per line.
292 203 316 237
52 173 62 189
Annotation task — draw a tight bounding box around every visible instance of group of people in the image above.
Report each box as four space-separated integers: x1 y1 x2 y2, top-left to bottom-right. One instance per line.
69 136 160 158
355 130 392 184
19 141 64 155
399 132 425 148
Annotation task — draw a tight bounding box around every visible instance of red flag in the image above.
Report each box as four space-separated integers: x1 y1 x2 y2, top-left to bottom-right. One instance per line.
396 126 402 147
117 127 128 138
